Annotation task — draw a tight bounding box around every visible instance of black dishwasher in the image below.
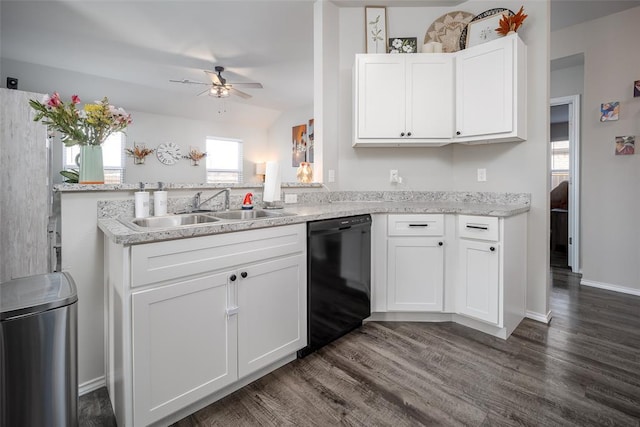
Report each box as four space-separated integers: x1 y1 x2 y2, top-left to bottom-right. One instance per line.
298 215 371 358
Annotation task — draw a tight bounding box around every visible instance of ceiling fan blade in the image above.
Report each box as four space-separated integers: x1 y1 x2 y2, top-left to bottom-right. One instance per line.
204 70 223 86
227 82 263 89
169 79 209 85
229 87 252 99
196 88 211 96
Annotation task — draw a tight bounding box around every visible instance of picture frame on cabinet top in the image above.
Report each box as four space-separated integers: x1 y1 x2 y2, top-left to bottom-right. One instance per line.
462 8 513 49
365 6 387 54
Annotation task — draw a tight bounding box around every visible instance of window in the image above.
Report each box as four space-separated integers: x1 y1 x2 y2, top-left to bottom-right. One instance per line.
206 137 243 183
551 139 569 190
63 132 125 183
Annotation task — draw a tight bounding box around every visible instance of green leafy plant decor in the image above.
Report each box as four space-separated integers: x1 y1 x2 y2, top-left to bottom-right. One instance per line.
60 169 79 183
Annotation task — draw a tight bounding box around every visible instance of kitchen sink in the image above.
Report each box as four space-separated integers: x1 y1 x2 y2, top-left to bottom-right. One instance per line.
130 213 220 228
211 209 296 220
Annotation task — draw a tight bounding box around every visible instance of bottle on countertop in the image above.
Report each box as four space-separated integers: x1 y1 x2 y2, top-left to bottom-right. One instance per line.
242 192 254 210
153 181 168 216
134 182 150 219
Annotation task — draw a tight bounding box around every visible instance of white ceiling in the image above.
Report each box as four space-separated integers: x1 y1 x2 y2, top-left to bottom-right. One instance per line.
1 0 638 125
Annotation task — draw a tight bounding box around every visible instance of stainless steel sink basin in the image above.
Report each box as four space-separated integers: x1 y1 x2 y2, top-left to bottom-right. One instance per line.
130 213 220 228
212 210 296 220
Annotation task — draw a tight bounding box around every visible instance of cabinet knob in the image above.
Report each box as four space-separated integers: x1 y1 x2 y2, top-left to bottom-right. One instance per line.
400 132 405 137
490 246 495 252
241 271 248 278
456 131 461 136
438 241 443 246
407 132 412 137
229 274 237 282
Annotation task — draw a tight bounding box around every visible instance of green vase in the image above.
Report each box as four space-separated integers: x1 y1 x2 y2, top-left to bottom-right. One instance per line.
78 145 105 184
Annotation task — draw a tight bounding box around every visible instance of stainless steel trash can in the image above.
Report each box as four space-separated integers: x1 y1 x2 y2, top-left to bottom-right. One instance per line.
0 272 78 427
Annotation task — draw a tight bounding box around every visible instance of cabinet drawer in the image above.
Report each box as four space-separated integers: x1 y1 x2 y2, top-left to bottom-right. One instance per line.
458 215 499 242
131 224 305 287
388 214 444 236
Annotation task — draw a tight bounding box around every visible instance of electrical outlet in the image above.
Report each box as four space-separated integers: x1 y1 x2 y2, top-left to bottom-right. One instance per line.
284 193 298 204
477 168 487 182
390 169 399 183
328 169 335 183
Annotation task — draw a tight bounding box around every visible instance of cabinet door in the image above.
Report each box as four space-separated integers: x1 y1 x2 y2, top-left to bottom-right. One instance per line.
457 240 500 324
237 254 306 378
356 55 406 139
455 36 514 139
406 55 454 139
132 272 237 426
387 237 444 311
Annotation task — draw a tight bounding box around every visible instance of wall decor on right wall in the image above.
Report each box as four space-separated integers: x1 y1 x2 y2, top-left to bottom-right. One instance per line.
634 80 640 97
615 136 635 155
600 101 620 121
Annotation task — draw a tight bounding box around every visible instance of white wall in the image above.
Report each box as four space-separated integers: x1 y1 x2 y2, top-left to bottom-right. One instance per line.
552 6 640 294
551 63 584 98
266 104 314 183
125 111 269 184
334 2 550 317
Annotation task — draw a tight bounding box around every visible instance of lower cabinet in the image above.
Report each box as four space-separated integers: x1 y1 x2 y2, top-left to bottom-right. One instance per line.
105 224 307 427
386 214 445 312
131 272 238 427
387 237 444 311
456 239 500 324
372 213 526 338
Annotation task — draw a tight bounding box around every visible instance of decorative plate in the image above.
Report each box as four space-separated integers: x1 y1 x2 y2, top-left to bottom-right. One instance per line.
459 8 514 50
424 11 475 53
156 142 181 165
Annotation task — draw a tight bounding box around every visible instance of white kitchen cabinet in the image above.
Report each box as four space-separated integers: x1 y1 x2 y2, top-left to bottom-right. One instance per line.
386 215 445 312
455 214 527 333
105 224 306 427
456 239 500 324
455 33 527 143
237 254 306 378
354 54 454 146
131 272 238 427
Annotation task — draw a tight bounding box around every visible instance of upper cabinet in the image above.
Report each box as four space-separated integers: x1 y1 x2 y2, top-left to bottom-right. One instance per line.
353 34 526 147
455 34 527 144
354 54 454 147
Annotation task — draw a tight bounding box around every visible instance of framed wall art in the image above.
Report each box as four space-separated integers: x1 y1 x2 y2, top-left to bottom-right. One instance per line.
388 37 417 53
634 80 640 97
615 136 635 155
462 8 513 49
600 102 620 122
365 7 387 53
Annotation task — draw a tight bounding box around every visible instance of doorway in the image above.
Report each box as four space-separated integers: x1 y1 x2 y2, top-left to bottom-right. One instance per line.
550 95 580 272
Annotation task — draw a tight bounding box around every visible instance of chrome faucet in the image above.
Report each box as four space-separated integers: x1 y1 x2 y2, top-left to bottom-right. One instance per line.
193 188 231 211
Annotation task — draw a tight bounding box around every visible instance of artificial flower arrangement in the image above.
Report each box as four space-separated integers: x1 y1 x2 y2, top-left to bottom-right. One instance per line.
29 92 132 146
496 6 528 36
184 148 207 165
125 144 155 164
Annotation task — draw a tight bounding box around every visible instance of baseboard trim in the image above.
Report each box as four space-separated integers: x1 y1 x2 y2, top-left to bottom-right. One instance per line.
525 310 552 324
79 376 106 396
580 279 640 296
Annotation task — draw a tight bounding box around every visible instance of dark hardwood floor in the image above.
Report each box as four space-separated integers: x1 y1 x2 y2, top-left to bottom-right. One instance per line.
80 269 640 426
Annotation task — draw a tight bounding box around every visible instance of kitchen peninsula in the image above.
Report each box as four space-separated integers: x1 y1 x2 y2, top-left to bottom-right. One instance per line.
86 186 529 426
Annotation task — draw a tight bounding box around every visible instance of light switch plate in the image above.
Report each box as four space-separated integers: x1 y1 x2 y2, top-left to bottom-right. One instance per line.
328 169 335 183
284 193 298 204
477 168 487 182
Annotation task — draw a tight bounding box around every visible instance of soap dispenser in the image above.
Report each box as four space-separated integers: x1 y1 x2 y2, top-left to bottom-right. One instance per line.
154 181 168 216
134 182 150 218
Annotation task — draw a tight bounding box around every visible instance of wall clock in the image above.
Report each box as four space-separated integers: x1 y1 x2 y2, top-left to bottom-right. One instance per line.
156 142 181 165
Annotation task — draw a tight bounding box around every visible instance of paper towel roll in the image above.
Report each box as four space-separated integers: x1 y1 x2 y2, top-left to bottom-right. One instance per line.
263 161 281 202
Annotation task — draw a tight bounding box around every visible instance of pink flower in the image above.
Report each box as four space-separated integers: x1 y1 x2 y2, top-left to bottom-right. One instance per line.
47 92 62 108
71 95 81 104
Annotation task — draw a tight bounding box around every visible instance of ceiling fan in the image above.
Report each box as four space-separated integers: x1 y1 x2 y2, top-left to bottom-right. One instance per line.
170 66 263 99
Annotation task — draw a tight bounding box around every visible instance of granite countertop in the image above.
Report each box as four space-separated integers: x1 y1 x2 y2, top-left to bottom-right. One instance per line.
98 200 530 246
